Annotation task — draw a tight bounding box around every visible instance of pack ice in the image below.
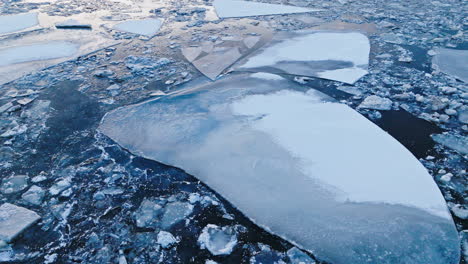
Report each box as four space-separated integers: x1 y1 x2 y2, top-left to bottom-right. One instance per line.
113 18 163 37
432 48 468 83
235 31 370 84
213 0 321 18
99 74 459 264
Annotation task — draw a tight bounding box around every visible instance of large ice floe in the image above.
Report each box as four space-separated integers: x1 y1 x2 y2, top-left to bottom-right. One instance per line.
113 18 163 37
432 48 468 83
99 73 459 263
235 31 370 84
213 0 321 18
0 13 39 35
0 31 116 85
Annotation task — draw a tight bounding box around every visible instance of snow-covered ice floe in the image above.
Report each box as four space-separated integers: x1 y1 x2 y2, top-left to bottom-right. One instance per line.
213 0 321 18
235 31 370 84
99 74 459 264
0 31 117 85
0 203 40 243
113 18 163 37
432 48 468 83
0 13 39 35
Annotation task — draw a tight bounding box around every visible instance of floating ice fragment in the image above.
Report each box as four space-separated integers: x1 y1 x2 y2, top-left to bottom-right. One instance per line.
0 175 28 195
432 133 468 155
160 202 193 229
198 224 238 256
157 231 177 248
182 30 271 80
235 31 370 84
21 185 45 206
0 31 117 85
358 95 393 110
99 74 459 264
0 42 78 67
113 18 163 37
213 0 321 18
134 199 163 228
432 48 468 83
0 13 39 35
0 203 40 242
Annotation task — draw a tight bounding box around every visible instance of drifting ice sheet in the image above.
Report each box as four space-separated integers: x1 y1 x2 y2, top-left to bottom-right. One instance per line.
432 48 468 83
0 31 117 85
0 13 39 35
235 31 370 84
113 18 163 37
99 74 459 264
213 0 321 18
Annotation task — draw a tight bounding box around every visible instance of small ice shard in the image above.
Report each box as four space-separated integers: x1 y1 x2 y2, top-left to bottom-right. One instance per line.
0 175 28 195
287 247 316 264
0 13 39 35
235 31 370 84
432 48 468 83
213 0 321 18
431 133 468 155
0 42 79 67
55 19 92 29
49 178 71 196
157 231 178 248
99 75 459 263
0 203 40 243
198 224 238 256
358 95 393 110
113 18 163 37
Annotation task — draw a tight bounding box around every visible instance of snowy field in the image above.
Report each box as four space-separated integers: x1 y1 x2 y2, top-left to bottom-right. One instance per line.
0 0 466 263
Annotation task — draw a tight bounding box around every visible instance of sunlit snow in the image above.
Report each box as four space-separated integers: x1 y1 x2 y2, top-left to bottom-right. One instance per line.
99 74 459 264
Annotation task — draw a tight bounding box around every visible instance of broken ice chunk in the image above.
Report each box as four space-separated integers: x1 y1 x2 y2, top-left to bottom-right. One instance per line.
160 202 193 229
182 30 271 80
358 95 393 110
21 186 45 206
55 19 92 29
99 74 459 264
235 31 370 84
0 42 78 67
213 0 321 18
157 231 177 248
0 13 39 35
432 133 468 155
0 203 40 242
0 175 28 195
432 48 468 83
113 18 163 37
134 199 163 228
198 224 238 256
